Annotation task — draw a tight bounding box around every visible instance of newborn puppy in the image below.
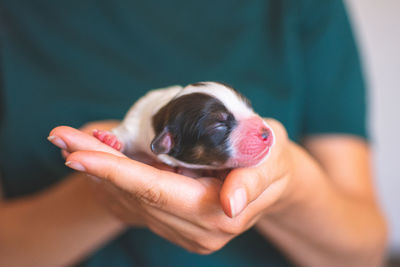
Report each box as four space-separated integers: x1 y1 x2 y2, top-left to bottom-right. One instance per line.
93 82 274 170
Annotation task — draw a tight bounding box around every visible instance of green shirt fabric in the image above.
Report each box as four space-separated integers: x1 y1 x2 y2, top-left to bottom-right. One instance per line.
0 0 367 266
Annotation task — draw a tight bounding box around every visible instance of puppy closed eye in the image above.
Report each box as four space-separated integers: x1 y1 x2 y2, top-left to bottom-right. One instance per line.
206 122 228 144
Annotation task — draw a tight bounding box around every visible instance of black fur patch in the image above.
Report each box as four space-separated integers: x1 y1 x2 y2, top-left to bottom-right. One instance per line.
152 93 237 166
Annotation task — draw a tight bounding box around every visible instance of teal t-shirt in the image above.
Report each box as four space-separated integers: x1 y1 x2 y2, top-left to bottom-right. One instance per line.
0 0 366 266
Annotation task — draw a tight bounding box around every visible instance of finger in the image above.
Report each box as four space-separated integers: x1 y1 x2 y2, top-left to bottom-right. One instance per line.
219 168 270 218
145 212 212 254
61 149 70 159
143 177 226 234
65 151 206 214
145 205 232 254
48 126 125 157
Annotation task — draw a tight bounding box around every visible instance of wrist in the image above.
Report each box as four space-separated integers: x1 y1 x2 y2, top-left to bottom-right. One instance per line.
77 174 127 233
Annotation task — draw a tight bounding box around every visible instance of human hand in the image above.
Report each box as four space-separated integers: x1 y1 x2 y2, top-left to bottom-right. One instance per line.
48 119 293 253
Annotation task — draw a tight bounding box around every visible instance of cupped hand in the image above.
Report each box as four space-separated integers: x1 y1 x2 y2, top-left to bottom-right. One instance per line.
48 119 293 254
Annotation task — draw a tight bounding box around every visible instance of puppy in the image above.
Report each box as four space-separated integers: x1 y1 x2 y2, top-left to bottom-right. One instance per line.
93 82 274 170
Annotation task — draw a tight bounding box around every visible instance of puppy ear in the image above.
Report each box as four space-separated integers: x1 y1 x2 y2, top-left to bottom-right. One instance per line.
150 127 174 155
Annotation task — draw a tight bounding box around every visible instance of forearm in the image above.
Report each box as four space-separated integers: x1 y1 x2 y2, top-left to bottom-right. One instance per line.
256 142 387 267
0 173 125 267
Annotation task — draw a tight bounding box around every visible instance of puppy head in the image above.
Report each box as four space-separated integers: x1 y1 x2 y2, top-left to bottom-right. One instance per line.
151 82 274 169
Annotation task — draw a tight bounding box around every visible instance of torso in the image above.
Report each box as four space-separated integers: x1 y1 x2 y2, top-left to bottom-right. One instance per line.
0 1 308 266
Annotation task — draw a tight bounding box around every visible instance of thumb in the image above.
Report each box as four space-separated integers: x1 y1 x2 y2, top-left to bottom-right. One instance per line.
219 118 289 218
219 167 272 218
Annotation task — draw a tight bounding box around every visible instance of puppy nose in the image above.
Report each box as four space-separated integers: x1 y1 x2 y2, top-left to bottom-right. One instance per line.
261 128 270 141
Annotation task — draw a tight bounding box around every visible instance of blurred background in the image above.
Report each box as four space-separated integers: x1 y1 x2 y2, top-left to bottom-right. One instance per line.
345 0 400 260
0 0 398 265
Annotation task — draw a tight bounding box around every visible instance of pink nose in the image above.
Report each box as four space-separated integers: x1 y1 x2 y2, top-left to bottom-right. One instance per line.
227 116 274 167
260 128 270 141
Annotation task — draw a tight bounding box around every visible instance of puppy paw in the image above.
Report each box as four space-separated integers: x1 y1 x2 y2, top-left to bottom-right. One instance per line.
93 129 122 151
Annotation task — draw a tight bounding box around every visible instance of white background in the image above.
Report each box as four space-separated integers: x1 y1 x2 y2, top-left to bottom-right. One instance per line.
345 0 400 255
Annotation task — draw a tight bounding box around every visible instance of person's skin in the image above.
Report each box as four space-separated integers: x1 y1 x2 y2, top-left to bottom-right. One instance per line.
0 119 387 267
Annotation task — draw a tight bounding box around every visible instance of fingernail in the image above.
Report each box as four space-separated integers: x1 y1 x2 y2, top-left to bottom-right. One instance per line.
65 161 86 172
229 188 247 218
48 135 67 150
